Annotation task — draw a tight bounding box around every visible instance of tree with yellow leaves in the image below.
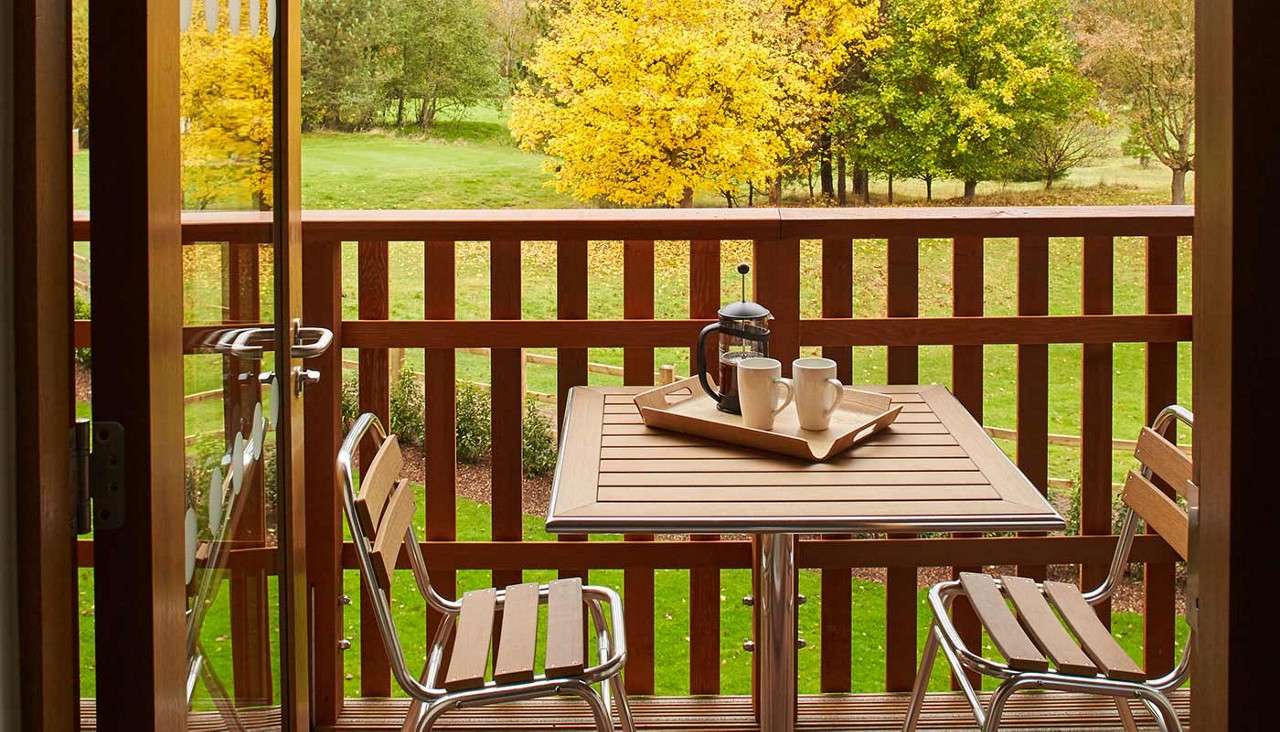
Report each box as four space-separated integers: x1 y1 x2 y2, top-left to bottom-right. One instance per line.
181 0 274 209
510 0 873 207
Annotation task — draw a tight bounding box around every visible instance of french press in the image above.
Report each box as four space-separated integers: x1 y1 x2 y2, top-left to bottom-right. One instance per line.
696 263 772 414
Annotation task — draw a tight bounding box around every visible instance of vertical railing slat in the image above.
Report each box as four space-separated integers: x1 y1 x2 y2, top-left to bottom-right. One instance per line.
688 238 721 695
1144 234 1179 675
303 238 344 724
885 235 919 693
1016 235 1050 582
750 237 799 708
357 239 392 696
819 237 853 693
622 239 656 695
425 240 458 647
557 238 589 581
1081 236 1115 623
490 239 524 652
950 235 984 689
224 239 273 705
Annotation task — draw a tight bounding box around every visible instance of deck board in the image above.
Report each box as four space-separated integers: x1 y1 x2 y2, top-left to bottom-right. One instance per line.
80 691 1190 731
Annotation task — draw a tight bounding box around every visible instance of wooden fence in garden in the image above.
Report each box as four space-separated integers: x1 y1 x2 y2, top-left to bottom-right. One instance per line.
71 205 1193 725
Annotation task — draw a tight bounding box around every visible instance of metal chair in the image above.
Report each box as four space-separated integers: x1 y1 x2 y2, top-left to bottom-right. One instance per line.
903 405 1195 732
339 413 636 732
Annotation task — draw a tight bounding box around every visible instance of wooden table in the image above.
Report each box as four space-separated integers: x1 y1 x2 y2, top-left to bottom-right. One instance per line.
546 384 1064 732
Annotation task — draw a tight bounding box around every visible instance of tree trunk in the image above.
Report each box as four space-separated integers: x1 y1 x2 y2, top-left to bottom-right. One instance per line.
769 178 782 206
819 134 834 198
1044 177 1053 190
925 175 933 201
963 179 978 202
681 187 694 208
887 173 894 204
1171 168 1187 204
748 182 755 207
837 155 847 206
395 97 405 127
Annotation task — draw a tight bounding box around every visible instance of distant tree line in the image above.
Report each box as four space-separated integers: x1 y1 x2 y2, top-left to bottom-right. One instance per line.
300 0 527 131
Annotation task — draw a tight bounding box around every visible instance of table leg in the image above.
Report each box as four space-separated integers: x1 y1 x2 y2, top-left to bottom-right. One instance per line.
755 532 797 732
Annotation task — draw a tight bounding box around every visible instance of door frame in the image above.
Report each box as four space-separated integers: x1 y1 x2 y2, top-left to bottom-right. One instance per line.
11 0 78 728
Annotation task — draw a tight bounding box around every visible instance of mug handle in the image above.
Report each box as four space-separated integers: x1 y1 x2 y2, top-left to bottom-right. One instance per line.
822 378 844 420
771 377 795 417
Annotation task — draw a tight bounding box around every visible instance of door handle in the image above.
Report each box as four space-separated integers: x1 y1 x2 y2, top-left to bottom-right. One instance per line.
291 325 333 359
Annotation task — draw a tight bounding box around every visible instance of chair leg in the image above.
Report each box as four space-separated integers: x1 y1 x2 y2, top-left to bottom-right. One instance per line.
1138 690 1184 732
902 621 940 732
982 678 1022 732
565 680 615 732
415 698 454 732
609 672 637 732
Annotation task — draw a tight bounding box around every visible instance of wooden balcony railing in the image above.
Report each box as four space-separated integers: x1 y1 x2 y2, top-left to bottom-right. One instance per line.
71 206 1193 725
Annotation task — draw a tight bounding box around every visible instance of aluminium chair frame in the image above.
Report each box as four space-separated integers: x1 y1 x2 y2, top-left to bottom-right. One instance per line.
338 413 635 732
903 405 1195 732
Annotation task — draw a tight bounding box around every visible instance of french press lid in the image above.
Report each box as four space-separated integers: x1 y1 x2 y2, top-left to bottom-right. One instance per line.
719 263 770 320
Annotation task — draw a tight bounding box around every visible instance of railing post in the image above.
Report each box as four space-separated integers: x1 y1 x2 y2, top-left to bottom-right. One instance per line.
556 238 590 582
223 239 273 705
303 238 344 724
490 238 524 645
1081 236 1115 624
820 237 853 694
885 235 919 693
688 238 721 695
622 239 657 695
425 240 458 646
357 239 392 695
950 235 984 689
1144 234 1179 676
1016 235 1050 582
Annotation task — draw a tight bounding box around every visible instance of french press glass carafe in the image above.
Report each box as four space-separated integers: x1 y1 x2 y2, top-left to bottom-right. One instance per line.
696 263 771 414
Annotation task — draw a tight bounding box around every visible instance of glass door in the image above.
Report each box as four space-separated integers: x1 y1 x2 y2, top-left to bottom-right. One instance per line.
82 0 315 727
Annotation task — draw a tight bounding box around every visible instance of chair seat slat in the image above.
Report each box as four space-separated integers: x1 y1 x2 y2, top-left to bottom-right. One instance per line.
958 572 1048 672
494 583 540 684
1000 575 1097 676
444 588 497 691
1123 471 1189 560
1044 581 1146 682
545 578 585 677
356 435 403 537
1134 427 1193 496
370 478 413 589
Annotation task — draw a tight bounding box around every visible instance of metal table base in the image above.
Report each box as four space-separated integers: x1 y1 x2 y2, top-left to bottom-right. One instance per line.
754 532 797 732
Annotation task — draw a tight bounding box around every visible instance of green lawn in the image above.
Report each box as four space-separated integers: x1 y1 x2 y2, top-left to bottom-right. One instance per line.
77 493 1189 699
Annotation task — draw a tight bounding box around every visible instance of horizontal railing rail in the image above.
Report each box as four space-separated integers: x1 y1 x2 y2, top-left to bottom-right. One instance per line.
70 206 1193 725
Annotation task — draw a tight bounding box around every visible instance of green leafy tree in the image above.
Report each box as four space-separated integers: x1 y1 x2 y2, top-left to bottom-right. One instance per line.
1075 0 1194 203
385 0 502 128
301 0 395 130
842 0 1091 202
72 0 89 145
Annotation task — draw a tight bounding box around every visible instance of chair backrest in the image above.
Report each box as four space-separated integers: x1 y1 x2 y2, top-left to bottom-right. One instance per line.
1123 426 1193 560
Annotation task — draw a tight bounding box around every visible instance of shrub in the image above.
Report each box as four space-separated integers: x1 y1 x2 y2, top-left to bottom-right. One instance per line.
340 369 359 430
389 366 425 444
456 382 492 464
521 401 557 478
73 291 92 368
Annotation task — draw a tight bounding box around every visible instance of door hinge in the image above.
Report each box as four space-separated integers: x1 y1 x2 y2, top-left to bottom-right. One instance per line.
72 419 126 533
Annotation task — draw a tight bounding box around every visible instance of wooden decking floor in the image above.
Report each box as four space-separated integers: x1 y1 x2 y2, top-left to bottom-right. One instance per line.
80 690 1190 731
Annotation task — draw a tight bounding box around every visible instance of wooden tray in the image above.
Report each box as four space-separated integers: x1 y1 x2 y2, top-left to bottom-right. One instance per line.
633 376 902 462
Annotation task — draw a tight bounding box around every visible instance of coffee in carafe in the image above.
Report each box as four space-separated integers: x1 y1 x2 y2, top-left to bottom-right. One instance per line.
695 264 772 415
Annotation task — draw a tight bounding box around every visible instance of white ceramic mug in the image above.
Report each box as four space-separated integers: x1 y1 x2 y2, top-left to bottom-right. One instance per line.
737 357 794 431
792 357 844 430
